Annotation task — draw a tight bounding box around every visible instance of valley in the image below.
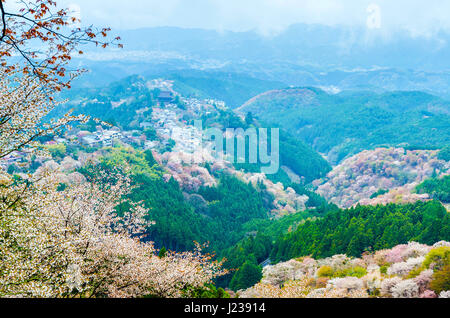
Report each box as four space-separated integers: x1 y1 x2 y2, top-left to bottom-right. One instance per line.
4 73 448 296
1 2 449 299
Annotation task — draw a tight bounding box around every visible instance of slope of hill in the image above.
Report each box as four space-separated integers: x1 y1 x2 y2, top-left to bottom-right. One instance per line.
315 148 449 208
58 72 286 125
57 76 331 183
238 88 450 163
157 71 287 108
56 75 157 129
416 175 450 204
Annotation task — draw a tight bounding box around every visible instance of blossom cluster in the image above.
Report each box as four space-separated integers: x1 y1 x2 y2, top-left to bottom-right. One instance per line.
316 148 449 208
0 162 226 298
239 241 450 298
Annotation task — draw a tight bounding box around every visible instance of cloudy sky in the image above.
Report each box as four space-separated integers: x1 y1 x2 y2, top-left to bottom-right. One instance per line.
57 0 450 37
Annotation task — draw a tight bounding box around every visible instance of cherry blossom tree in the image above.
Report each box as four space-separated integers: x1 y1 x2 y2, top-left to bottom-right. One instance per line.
0 69 87 159
0 0 121 89
0 0 226 298
0 167 226 297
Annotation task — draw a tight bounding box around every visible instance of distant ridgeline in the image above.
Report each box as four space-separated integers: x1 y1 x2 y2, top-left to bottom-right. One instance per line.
238 87 450 164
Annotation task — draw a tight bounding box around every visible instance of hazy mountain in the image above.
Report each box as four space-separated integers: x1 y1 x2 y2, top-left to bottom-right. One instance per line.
109 25 450 71
70 24 450 99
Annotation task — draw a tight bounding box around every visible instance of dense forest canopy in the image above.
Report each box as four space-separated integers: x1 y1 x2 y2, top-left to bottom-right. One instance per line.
271 201 450 263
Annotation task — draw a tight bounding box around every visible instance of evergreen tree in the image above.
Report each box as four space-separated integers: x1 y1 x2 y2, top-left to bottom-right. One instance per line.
229 257 263 291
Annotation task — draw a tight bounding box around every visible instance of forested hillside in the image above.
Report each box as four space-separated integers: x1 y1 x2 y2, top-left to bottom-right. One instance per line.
316 147 449 208
166 71 286 108
85 147 273 252
271 201 450 263
56 76 157 129
199 107 331 183
416 175 450 204
238 88 450 163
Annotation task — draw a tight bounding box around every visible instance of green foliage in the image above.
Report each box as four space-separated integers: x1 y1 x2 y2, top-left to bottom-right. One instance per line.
333 266 367 278
370 189 389 199
217 233 272 288
92 147 272 254
271 201 450 262
278 130 331 183
423 246 450 271
229 258 263 292
81 147 209 251
58 76 158 130
57 183 67 192
240 211 322 239
201 105 331 183
47 143 66 158
144 127 158 141
100 146 163 179
199 175 269 242
245 112 254 125
430 265 450 294
407 246 450 279
438 146 450 161
240 88 450 163
77 119 98 132
216 109 247 129
183 284 230 298
317 265 367 278
158 247 167 258
215 210 322 288
189 285 230 299
229 127 331 184
289 184 338 212
163 139 176 153
416 175 450 203
144 150 158 166
173 95 186 110
128 172 214 251
7 165 18 175
317 265 334 278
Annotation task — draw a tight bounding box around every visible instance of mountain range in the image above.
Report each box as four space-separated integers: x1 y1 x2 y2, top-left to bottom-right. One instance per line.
71 24 450 99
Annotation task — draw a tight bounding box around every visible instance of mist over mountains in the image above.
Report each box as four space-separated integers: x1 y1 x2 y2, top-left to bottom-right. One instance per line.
72 24 450 99
114 24 450 69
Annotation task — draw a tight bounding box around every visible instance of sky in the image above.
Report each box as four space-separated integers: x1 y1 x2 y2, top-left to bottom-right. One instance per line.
52 0 450 37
